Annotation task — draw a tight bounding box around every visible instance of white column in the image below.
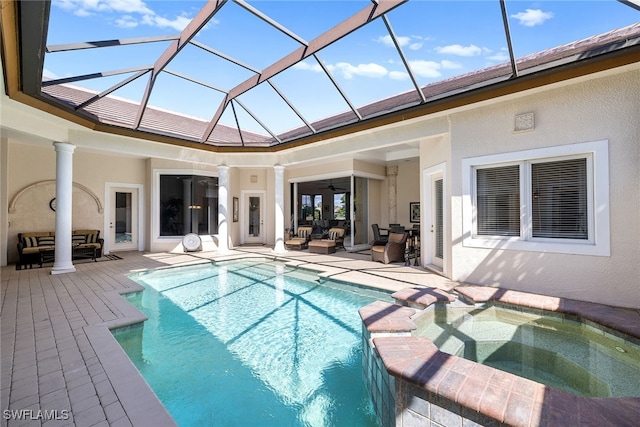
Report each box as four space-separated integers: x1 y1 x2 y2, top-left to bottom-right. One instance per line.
292 182 298 233
273 165 287 253
52 142 76 275
387 165 399 225
217 165 230 253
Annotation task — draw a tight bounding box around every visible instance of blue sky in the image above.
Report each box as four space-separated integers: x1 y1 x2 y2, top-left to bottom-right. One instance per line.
44 1 639 135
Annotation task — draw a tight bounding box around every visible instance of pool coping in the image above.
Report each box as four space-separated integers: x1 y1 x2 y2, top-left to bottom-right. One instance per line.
361 285 640 426
84 285 178 427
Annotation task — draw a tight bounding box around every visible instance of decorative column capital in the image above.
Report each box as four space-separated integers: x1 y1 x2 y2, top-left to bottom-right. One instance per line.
274 164 285 173
217 164 229 173
53 141 76 153
386 165 398 176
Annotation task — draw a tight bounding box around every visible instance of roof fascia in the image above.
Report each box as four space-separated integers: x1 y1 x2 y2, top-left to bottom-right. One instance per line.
15 0 49 98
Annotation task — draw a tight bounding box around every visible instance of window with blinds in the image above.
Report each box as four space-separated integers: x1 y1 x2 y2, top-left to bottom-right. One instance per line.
463 140 607 255
476 165 520 236
531 158 588 239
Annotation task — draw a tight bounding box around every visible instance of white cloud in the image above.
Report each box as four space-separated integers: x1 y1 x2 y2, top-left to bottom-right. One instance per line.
511 9 554 27
377 35 408 48
488 52 510 62
395 36 412 47
115 15 138 28
332 62 388 80
55 0 153 16
296 59 456 81
389 71 409 80
53 0 194 31
303 60 411 81
376 34 425 51
440 60 462 70
141 14 191 31
435 44 483 57
293 61 323 73
408 60 442 78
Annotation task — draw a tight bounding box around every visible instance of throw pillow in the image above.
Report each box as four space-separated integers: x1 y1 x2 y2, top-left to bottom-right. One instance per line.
23 236 38 247
37 236 55 246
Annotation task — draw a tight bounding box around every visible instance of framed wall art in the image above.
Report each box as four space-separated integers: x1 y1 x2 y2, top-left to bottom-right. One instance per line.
410 202 420 223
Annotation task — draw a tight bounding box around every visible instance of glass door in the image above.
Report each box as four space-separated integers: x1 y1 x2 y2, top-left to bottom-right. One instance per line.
431 176 444 269
110 187 138 251
244 193 264 244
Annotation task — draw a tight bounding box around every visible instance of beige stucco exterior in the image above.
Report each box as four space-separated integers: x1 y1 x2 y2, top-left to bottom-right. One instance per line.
447 67 640 307
2 61 638 308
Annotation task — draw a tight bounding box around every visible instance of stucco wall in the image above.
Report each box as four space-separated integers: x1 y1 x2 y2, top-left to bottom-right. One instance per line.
395 159 420 227
6 142 147 262
286 159 354 180
448 68 640 308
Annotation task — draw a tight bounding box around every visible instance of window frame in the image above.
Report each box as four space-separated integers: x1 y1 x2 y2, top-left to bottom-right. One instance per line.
462 140 610 256
152 168 218 243
333 192 347 220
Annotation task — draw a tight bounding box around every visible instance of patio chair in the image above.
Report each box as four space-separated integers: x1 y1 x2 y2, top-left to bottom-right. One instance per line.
285 226 313 250
371 232 408 264
390 225 405 233
371 224 388 245
325 227 346 250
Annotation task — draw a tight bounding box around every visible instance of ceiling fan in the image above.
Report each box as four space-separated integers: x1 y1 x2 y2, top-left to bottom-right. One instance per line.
325 179 347 192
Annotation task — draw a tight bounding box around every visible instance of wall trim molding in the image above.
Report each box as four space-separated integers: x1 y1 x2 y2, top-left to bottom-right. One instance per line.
8 180 103 214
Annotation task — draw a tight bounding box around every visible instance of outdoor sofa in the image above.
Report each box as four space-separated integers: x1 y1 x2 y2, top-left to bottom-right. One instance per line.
17 229 104 269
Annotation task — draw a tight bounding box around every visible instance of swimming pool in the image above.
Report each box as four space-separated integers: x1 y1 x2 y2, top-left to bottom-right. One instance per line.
115 259 392 426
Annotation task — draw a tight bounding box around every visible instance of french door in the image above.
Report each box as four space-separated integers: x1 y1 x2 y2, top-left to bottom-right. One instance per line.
243 192 265 244
109 187 139 252
431 175 444 269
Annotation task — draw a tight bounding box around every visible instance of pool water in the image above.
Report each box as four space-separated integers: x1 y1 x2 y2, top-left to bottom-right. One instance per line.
116 260 391 426
414 305 640 398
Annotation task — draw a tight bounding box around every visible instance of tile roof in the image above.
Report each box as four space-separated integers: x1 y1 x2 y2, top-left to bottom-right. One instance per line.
40 22 640 148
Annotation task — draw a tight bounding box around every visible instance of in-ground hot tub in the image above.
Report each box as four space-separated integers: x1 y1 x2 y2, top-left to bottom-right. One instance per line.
413 304 639 398
360 286 640 427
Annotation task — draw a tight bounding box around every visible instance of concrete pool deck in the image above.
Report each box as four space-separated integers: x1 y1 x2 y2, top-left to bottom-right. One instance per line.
1 248 455 426
3 248 638 426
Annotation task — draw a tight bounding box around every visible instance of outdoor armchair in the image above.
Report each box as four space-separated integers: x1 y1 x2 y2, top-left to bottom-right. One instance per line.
325 227 346 249
371 232 408 264
285 226 313 250
371 224 388 245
